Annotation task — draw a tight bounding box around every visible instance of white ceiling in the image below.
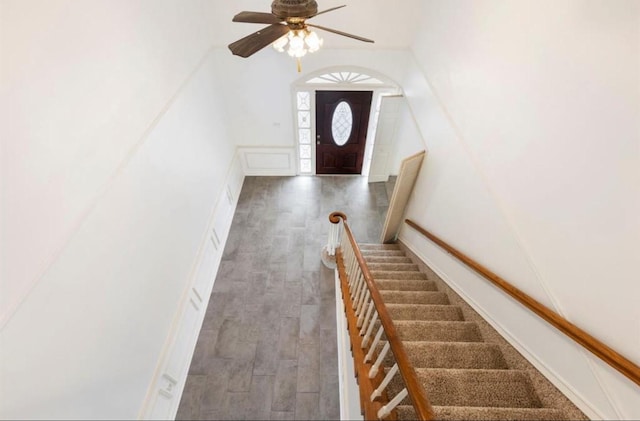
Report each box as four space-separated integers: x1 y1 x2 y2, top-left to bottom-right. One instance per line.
209 0 423 51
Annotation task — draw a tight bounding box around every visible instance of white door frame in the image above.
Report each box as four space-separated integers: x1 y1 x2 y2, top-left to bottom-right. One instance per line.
291 66 401 176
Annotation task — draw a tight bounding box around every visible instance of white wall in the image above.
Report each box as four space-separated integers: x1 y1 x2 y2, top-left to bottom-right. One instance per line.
0 1 239 418
213 48 412 175
216 48 411 148
369 95 425 182
398 1 640 419
388 100 425 175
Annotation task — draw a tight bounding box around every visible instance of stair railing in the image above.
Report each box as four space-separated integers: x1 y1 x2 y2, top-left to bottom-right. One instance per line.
328 212 434 420
405 218 640 388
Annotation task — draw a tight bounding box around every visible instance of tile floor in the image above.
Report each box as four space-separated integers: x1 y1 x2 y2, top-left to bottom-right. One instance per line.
176 176 391 420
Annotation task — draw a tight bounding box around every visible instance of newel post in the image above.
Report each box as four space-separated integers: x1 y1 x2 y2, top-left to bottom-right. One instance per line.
322 211 347 269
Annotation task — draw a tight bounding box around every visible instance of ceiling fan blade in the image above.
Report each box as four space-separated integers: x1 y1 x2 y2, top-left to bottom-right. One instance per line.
306 23 374 43
228 24 290 58
310 5 346 18
232 11 283 24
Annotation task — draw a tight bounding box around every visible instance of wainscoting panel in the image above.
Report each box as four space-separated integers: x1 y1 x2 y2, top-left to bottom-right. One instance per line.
141 153 245 420
238 147 297 176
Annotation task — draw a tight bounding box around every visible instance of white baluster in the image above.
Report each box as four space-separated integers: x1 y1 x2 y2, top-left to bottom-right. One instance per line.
361 312 379 349
369 342 390 378
357 291 371 327
349 251 358 284
344 246 353 283
355 285 367 317
354 275 368 312
377 388 408 419
331 222 341 254
347 250 356 277
348 250 357 277
329 224 336 255
343 246 351 275
365 326 384 361
348 266 359 291
343 243 353 276
351 272 364 306
341 237 349 268
359 300 375 336
370 363 399 402
349 270 358 300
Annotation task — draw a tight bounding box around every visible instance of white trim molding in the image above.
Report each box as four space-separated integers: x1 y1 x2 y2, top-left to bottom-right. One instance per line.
237 146 297 176
139 152 245 420
292 66 402 177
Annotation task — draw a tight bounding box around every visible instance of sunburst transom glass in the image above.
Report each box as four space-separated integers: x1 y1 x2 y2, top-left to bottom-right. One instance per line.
331 101 353 146
306 71 383 85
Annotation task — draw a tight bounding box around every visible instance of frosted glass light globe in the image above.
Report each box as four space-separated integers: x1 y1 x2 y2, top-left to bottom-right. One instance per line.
305 31 323 52
272 35 288 52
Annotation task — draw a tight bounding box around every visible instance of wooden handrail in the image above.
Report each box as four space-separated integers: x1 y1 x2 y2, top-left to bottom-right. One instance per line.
334 251 391 419
331 212 435 420
404 218 640 387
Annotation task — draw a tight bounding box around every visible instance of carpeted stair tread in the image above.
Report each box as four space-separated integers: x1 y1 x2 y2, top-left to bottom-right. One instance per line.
412 368 542 408
402 341 508 369
363 255 413 264
371 270 428 280
374 279 438 291
396 405 567 421
380 342 507 370
360 249 406 257
434 406 567 420
353 242 584 420
359 243 401 250
386 304 464 321
394 320 482 342
380 290 450 305
367 262 421 272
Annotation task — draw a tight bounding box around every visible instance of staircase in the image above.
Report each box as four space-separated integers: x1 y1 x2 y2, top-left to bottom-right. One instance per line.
358 243 587 421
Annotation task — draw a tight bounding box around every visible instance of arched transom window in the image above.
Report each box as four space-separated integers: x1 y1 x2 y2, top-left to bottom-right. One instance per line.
306 71 384 85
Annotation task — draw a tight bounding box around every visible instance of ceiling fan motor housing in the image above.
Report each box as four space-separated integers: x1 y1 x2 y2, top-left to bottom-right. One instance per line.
271 0 318 19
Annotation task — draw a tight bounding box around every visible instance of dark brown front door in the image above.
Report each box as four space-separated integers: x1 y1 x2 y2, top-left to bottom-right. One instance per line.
316 90 373 174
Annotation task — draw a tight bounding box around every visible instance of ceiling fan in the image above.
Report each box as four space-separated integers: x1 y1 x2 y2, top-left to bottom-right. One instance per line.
228 0 374 68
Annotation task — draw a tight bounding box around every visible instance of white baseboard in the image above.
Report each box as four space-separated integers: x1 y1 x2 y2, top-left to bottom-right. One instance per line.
367 174 390 183
138 153 245 420
237 146 297 176
398 235 603 421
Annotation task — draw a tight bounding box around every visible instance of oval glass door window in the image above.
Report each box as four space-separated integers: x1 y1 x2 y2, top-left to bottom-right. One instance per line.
331 101 353 146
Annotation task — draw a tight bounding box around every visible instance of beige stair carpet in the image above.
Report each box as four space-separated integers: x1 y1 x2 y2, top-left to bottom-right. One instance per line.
358 243 587 421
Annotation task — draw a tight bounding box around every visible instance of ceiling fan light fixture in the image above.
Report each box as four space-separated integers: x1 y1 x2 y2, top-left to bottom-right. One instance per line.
229 2 373 71
288 31 307 57
304 30 323 52
273 28 323 69
272 33 289 52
